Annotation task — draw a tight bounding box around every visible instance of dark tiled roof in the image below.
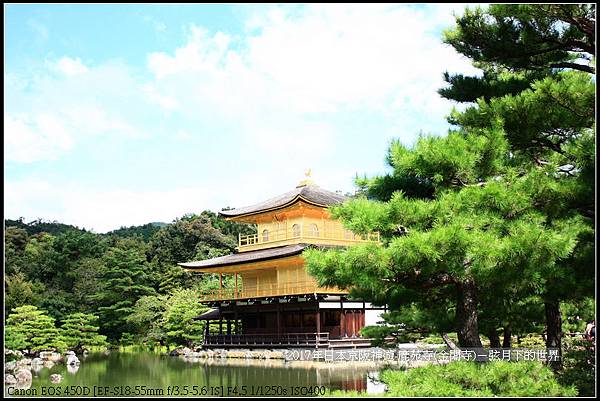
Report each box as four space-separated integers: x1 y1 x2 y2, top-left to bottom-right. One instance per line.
178 244 308 269
219 184 347 218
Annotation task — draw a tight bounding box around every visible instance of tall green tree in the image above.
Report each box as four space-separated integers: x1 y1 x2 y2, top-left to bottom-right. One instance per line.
306 127 586 348
441 3 595 368
127 294 169 347
147 213 236 293
306 4 594 355
442 4 595 75
4 226 29 275
91 238 156 340
4 272 45 315
161 288 208 348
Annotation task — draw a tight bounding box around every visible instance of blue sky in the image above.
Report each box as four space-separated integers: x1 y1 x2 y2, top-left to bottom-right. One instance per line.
5 4 479 232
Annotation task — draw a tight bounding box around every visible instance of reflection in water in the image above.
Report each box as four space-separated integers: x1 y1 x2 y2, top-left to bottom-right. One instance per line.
66 364 80 375
367 371 387 394
13 352 386 397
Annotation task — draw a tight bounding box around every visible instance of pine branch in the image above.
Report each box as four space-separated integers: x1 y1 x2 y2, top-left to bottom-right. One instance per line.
547 62 595 74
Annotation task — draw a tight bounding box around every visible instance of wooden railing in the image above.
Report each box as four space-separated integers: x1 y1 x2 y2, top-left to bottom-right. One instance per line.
199 281 346 302
204 332 330 347
238 226 379 249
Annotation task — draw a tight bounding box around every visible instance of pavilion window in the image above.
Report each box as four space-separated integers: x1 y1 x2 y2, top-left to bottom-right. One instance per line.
292 224 301 237
262 229 269 242
309 224 319 237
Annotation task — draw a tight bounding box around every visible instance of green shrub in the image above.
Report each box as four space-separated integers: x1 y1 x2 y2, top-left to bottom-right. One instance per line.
324 361 577 397
419 335 445 345
517 334 546 349
6 305 67 352
381 361 576 397
557 338 595 397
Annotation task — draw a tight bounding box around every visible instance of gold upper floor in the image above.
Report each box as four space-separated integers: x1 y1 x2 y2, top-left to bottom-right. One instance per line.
231 199 379 252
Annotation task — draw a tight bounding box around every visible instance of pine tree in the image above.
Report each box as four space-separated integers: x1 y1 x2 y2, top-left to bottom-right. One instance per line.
306 6 594 354
60 313 108 352
91 239 156 341
6 305 67 352
5 326 27 351
441 3 595 368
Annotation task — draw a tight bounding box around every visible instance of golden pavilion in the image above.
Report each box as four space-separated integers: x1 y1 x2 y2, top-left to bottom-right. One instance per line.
178 177 385 348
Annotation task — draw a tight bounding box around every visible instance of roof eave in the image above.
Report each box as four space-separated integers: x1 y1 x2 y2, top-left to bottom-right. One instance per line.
219 195 333 221
178 244 309 271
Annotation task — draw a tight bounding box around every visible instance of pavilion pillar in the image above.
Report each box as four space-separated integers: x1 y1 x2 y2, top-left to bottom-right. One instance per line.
235 273 238 298
316 309 321 335
277 303 281 338
219 273 223 289
227 319 231 335
219 318 223 335
341 307 345 338
234 308 239 335
315 309 322 349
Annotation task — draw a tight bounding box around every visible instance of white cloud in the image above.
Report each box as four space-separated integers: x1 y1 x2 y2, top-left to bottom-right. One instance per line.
50 57 89 76
5 59 149 163
148 26 233 80
4 105 142 163
142 83 179 112
175 129 192 140
147 4 478 129
4 180 215 233
139 4 480 183
4 112 74 163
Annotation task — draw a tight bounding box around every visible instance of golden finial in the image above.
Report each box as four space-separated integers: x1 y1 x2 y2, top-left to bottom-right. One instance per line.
297 168 315 187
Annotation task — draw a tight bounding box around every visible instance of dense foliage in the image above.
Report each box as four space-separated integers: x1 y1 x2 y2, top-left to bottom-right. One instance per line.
4 211 248 351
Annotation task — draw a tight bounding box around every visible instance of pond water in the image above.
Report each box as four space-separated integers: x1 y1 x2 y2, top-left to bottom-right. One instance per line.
7 352 388 397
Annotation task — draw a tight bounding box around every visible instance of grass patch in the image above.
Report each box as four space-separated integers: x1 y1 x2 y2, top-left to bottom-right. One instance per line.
327 361 578 397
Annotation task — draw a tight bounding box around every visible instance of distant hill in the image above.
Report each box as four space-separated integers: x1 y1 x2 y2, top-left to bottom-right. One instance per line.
4 218 87 236
105 222 167 241
5 214 251 243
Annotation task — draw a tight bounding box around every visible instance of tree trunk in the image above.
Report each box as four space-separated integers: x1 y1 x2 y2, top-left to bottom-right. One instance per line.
455 278 483 347
441 333 459 350
487 328 501 348
545 300 563 371
502 324 512 348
